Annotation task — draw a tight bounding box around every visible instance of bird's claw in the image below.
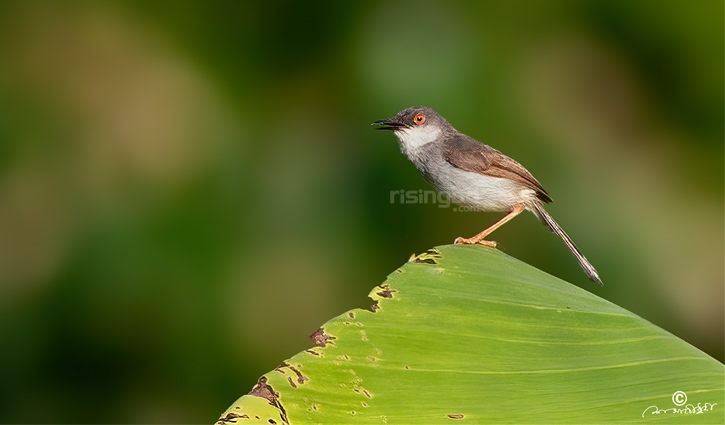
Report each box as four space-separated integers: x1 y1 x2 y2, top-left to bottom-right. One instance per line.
454 237 497 248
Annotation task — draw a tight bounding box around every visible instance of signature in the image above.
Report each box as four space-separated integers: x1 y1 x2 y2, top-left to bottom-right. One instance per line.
642 402 717 418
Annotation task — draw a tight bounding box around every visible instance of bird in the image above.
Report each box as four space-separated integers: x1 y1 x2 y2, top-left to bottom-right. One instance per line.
372 105 602 285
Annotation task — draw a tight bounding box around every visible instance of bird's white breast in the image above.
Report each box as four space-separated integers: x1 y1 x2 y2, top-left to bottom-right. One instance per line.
438 167 536 211
402 141 537 212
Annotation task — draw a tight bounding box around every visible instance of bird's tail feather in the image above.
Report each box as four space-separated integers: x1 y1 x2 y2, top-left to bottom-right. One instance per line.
529 201 603 286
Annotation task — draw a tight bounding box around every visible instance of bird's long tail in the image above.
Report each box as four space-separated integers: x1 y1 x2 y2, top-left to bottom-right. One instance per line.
529 201 603 286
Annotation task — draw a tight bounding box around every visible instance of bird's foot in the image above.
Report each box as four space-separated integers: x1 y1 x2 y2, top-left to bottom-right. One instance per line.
454 237 497 248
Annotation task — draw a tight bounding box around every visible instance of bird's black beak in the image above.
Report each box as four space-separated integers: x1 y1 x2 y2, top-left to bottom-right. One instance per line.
371 117 404 130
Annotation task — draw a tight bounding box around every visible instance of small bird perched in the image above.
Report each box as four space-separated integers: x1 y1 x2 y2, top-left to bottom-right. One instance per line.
373 106 602 285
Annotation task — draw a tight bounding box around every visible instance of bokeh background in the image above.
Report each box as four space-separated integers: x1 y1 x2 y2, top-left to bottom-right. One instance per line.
0 0 722 422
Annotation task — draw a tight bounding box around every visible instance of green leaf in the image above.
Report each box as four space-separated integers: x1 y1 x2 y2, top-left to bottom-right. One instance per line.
218 245 724 424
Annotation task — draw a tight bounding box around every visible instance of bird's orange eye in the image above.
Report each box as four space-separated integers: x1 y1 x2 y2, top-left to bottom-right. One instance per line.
414 114 426 125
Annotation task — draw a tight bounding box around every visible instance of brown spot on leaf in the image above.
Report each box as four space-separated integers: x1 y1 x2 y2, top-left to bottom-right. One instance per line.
447 414 465 420
268 420 277 425
376 285 394 299
415 257 437 264
249 377 276 402
288 365 307 385
309 328 334 347
217 412 245 424
287 376 297 388
305 349 321 357
363 389 372 399
348 311 355 319
371 303 380 312
414 248 442 264
248 377 288 423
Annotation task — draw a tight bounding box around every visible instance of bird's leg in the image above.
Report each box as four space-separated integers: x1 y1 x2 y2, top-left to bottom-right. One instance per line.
454 204 526 247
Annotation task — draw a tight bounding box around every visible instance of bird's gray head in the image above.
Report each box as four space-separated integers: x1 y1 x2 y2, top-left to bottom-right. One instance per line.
372 106 453 151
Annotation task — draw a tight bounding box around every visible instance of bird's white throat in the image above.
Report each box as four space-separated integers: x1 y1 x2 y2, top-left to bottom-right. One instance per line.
394 126 441 153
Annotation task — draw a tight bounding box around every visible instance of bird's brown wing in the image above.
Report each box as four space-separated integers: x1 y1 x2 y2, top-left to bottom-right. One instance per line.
443 135 552 203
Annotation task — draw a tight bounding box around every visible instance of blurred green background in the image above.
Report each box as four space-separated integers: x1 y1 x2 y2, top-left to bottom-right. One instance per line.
0 0 722 422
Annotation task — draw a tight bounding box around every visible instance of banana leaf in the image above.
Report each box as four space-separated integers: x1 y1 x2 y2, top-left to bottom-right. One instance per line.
217 245 724 424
